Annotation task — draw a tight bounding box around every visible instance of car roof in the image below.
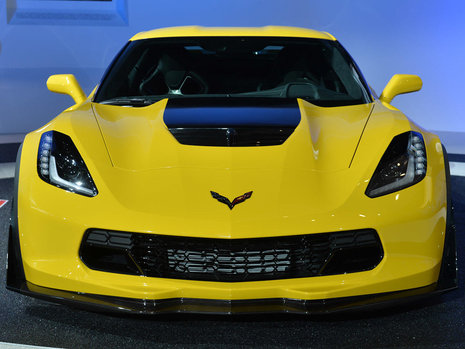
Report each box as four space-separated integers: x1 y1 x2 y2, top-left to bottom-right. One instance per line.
130 26 336 41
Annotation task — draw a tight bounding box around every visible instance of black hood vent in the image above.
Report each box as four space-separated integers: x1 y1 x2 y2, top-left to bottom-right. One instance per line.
169 126 295 146
164 98 301 147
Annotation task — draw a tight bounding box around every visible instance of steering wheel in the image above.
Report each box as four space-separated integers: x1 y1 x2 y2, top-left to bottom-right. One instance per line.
139 69 209 95
167 71 209 95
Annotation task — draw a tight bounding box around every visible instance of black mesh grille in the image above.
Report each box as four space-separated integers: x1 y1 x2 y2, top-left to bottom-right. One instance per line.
80 229 383 282
168 127 295 146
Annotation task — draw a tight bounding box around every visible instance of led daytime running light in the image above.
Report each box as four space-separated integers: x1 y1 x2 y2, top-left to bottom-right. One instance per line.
366 131 427 198
37 131 98 197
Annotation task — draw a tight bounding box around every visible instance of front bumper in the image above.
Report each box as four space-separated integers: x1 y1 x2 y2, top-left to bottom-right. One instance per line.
6 210 457 314
6 134 458 314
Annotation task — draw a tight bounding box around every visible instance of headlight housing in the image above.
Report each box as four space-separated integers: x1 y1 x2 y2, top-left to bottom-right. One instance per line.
365 131 427 198
37 131 98 197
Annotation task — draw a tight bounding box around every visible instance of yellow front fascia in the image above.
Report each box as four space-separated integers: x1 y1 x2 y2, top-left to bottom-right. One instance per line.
16 99 447 302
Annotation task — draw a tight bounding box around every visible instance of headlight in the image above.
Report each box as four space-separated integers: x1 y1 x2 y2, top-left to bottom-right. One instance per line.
365 131 426 198
37 131 98 197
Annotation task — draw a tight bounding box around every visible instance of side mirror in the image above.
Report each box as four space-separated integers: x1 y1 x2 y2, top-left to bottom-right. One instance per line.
379 74 422 104
47 74 86 105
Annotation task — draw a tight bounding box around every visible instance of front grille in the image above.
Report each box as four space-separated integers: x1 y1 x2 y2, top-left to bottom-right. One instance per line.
80 229 383 282
168 127 295 146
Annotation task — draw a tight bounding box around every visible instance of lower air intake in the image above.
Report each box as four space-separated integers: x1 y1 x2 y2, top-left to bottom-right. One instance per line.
80 229 383 282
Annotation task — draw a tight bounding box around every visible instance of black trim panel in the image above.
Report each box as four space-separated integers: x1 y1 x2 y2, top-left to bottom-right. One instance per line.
436 145 458 289
6 144 25 290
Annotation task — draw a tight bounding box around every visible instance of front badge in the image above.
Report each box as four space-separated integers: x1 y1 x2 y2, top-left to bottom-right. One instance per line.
211 191 253 210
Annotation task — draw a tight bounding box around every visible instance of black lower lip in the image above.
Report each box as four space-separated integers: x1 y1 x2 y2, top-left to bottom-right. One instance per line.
6 280 452 315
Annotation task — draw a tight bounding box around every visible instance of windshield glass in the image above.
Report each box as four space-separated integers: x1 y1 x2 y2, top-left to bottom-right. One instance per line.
94 37 371 107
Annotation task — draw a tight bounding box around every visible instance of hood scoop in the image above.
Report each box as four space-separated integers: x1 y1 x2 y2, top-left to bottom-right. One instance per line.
164 98 300 146
169 127 295 146
91 98 373 171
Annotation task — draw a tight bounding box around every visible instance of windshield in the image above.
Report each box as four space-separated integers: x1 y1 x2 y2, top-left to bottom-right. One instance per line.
94 37 372 107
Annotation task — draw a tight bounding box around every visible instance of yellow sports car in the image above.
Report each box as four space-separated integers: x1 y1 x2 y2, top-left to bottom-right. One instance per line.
7 26 457 314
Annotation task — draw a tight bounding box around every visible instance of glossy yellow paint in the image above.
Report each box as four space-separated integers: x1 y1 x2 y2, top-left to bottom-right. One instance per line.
16 95 447 301
47 74 87 106
380 74 423 104
92 99 373 172
130 26 336 41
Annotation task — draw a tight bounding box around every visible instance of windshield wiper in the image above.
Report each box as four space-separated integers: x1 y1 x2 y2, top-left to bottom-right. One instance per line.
99 97 158 107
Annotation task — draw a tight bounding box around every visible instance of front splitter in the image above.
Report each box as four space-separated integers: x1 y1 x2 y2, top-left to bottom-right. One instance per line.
7 280 454 315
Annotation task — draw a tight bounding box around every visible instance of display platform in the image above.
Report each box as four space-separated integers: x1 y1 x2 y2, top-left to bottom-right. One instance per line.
0 159 464 348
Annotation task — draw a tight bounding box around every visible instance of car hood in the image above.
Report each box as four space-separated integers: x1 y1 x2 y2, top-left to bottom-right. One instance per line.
91 98 373 173
71 98 381 237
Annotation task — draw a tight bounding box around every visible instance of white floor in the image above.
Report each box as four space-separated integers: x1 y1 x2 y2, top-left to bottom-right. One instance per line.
450 162 465 177
0 342 58 349
0 163 15 179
